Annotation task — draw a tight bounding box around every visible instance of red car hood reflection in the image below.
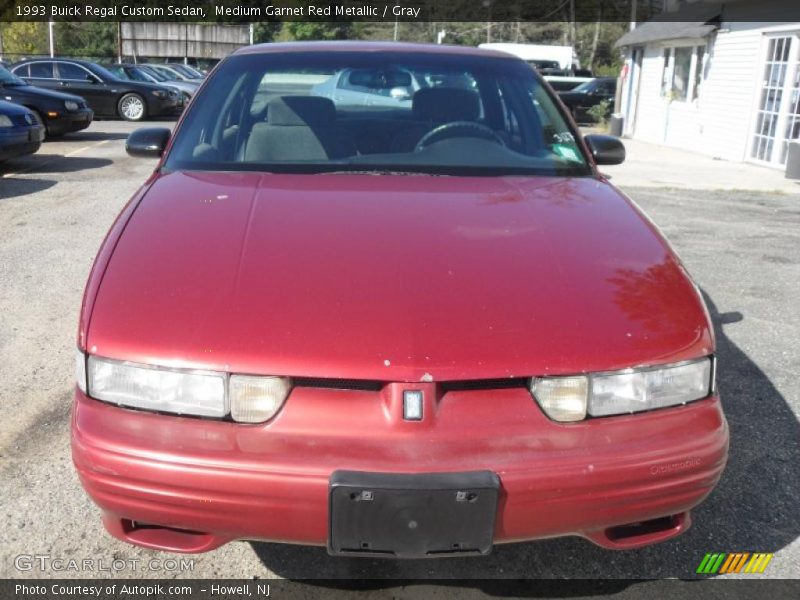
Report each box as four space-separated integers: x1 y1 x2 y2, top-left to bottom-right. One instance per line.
87 172 712 381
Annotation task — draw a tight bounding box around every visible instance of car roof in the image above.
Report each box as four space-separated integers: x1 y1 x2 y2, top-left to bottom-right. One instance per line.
233 41 516 60
18 57 90 64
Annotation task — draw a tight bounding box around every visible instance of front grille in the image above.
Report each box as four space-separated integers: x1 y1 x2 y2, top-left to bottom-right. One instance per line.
294 377 384 392
292 377 529 393
440 378 529 392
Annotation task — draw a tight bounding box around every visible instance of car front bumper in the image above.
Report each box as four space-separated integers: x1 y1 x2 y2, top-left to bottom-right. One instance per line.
47 108 93 135
0 125 44 160
146 95 180 116
71 385 728 555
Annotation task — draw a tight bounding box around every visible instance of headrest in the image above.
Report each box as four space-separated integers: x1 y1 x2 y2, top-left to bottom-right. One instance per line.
267 96 336 127
412 88 480 122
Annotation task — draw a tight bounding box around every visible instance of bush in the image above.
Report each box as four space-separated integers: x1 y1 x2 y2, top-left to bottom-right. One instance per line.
587 99 612 127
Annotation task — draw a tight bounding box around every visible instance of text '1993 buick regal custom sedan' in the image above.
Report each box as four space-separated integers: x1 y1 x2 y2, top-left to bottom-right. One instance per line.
72 42 728 558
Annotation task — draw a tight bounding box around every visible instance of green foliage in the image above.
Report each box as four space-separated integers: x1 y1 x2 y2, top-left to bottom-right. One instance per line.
593 63 622 77
252 22 282 44
0 22 48 56
587 99 612 127
56 22 117 58
282 22 352 41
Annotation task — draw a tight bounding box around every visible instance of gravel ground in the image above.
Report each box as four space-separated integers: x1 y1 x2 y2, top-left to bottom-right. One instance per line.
0 121 797 584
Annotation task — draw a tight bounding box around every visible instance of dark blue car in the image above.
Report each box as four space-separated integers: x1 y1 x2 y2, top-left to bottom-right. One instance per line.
0 100 45 162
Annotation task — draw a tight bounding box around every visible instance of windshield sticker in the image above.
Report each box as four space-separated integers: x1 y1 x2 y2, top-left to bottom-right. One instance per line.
553 144 581 162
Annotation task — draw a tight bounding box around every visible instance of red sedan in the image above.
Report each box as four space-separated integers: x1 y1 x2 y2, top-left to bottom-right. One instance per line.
72 42 728 558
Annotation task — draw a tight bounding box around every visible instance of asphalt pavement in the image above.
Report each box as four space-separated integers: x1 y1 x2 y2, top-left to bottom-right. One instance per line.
0 121 797 584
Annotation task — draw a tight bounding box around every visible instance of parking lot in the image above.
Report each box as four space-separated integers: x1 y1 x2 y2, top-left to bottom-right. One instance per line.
0 120 798 581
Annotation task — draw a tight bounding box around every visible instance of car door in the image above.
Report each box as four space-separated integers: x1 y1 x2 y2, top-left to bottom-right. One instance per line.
21 61 59 91
593 79 616 105
55 62 114 115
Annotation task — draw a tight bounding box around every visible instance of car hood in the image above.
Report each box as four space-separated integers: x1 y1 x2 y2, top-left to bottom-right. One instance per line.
87 172 712 381
165 80 199 92
114 79 172 93
0 98 35 117
7 83 86 103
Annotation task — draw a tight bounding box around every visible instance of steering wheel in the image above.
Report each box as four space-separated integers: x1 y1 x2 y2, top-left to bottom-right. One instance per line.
414 121 505 151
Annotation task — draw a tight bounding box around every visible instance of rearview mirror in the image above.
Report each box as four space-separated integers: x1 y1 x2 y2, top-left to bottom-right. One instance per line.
584 134 625 166
126 127 171 158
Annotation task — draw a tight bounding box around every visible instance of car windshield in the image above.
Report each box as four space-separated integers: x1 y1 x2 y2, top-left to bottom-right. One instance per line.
182 65 205 78
166 51 590 177
0 66 26 86
170 64 200 78
572 80 596 93
87 62 120 81
140 66 168 82
125 66 155 83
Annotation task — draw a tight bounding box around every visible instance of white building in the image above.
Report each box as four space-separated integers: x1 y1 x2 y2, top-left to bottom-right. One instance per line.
616 0 800 170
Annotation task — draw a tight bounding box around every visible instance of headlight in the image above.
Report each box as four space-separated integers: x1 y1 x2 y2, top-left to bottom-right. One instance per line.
80 353 292 422
87 355 227 418
64 100 79 111
0 115 13 128
151 90 168 98
530 357 713 422
230 375 292 423
530 376 587 422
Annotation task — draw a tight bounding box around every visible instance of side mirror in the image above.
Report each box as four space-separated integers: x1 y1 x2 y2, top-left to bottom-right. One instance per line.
85 73 100 84
584 134 625 166
390 86 411 101
126 127 171 158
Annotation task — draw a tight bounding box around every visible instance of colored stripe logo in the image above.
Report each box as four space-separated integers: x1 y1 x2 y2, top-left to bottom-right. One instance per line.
696 552 773 574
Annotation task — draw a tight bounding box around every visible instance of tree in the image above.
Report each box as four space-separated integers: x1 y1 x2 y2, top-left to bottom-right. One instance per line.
282 22 352 41
55 22 117 59
252 22 282 43
0 22 48 57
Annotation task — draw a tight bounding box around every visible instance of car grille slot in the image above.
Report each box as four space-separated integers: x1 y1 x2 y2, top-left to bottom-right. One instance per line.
292 377 529 393
293 377 384 392
440 378 529 392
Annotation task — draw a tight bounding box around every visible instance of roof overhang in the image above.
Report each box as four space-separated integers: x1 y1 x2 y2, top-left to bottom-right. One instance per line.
615 3 722 48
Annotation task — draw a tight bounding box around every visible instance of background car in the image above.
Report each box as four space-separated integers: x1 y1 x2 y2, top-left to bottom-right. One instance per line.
558 77 617 123
0 100 45 162
0 64 92 137
103 63 198 104
10 59 179 121
311 67 421 108
165 63 206 80
144 63 201 84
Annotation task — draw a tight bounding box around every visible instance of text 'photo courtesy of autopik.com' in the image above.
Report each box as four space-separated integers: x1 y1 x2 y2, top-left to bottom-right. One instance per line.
1 0 799 599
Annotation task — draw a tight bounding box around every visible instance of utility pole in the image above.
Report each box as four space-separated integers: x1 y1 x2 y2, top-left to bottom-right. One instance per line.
482 0 493 44
48 21 54 57
393 1 399 41
249 23 254 45
117 22 122 62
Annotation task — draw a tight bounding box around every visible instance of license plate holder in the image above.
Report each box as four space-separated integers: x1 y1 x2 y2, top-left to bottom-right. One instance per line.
328 470 499 558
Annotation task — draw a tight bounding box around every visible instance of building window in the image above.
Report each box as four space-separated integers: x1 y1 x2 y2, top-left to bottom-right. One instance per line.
692 45 706 100
671 47 693 101
660 48 672 96
751 36 795 164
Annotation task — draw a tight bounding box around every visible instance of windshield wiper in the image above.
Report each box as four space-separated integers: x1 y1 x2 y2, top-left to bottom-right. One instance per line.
320 169 445 176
